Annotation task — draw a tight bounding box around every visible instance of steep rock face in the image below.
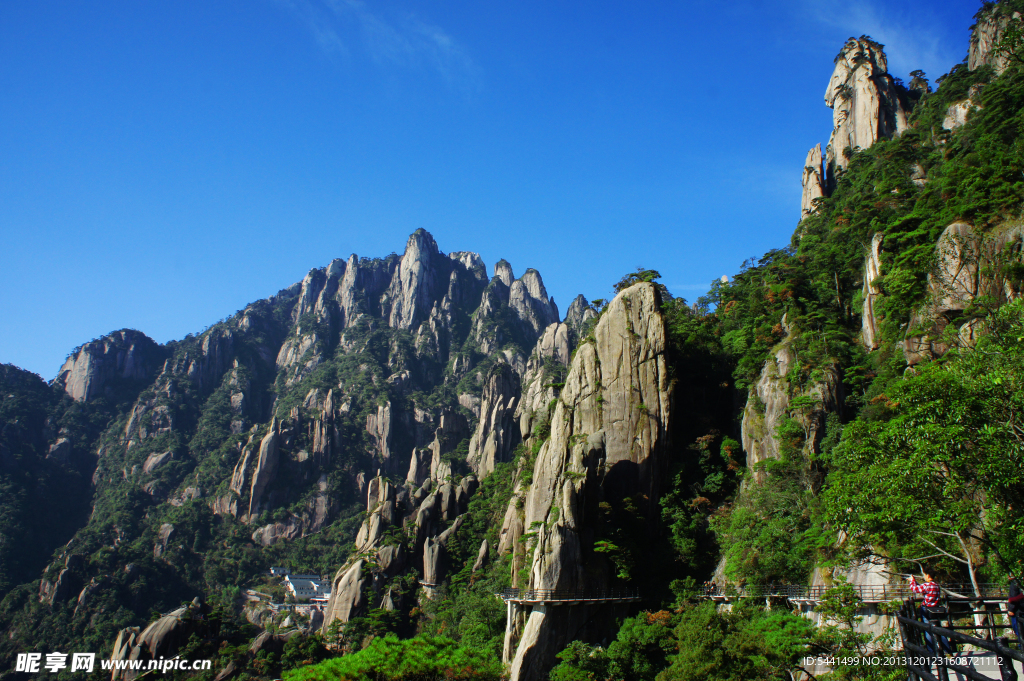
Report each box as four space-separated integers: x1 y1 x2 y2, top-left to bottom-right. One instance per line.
25 229 596 665
510 269 559 335
251 490 331 547
422 515 465 590
320 560 369 635
365 402 394 471
801 143 826 217
387 230 445 331
247 421 281 519
495 259 514 287
508 283 671 681
900 222 1024 364
740 322 841 484
55 330 164 402
471 262 559 355
176 328 237 394
426 409 471 483
337 254 399 329
467 363 521 478
969 8 1019 75
862 233 884 350
515 323 573 441
824 38 909 189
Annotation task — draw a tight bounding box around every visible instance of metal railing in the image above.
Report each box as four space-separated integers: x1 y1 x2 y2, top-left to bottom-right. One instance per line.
702 583 1009 603
498 587 641 603
896 599 1024 681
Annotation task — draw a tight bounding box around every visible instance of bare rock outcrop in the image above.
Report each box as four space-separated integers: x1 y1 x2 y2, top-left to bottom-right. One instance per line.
508 282 671 681
563 295 597 340
108 599 207 681
354 477 396 552
55 330 163 402
40 554 84 606
388 230 445 331
801 143 826 217
467 363 521 478
46 437 73 465
472 539 489 572
247 420 280 519
337 253 400 329
366 402 394 469
251 490 330 546
177 328 236 393
740 319 841 483
320 560 369 635
823 38 909 189
510 269 559 335
862 233 884 349
422 515 465 590
899 222 1024 364
426 409 471 483
515 322 573 440
969 7 1020 75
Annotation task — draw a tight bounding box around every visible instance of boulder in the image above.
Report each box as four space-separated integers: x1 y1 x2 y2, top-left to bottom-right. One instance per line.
142 451 172 475
46 437 73 465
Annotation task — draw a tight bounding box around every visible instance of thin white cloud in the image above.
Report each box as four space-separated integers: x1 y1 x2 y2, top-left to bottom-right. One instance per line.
801 0 967 80
273 0 479 89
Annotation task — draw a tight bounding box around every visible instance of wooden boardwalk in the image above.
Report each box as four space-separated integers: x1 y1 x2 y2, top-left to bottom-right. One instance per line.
498 587 641 606
703 583 1009 605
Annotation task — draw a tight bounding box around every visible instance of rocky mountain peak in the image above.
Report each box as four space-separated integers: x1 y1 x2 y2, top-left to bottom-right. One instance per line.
823 37 909 184
448 251 487 282
801 37 911 217
54 330 165 402
563 294 597 339
495 259 514 287
387 230 444 331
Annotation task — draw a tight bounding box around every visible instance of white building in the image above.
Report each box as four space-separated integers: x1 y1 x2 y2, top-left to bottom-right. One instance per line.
283 574 331 601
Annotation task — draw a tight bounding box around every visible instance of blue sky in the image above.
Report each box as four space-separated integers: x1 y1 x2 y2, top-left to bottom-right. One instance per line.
0 0 981 378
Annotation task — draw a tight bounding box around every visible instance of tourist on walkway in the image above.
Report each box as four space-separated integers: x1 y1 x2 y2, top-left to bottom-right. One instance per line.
909 572 952 654
1008 572 1024 651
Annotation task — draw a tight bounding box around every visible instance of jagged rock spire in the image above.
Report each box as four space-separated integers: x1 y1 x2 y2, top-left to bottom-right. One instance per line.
801 37 910 218
801 144 826 217
824 37 909 186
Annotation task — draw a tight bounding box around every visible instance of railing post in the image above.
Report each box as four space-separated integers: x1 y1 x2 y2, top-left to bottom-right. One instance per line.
998 637 1018 681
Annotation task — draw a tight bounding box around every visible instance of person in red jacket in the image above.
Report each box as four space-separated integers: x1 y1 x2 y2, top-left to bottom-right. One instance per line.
1008 572 1024 651
908 572 950 654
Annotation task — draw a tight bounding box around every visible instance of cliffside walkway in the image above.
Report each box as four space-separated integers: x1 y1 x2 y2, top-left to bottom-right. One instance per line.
704 583 1009 605
498 588 641 606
